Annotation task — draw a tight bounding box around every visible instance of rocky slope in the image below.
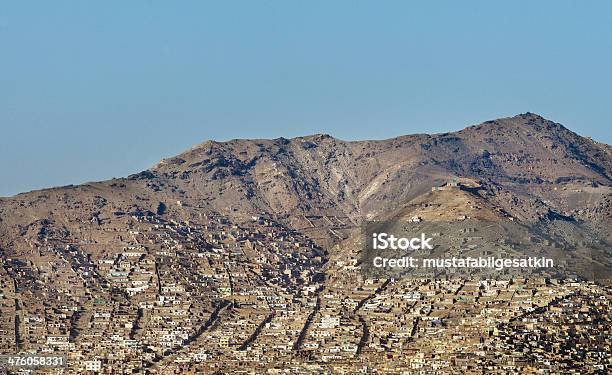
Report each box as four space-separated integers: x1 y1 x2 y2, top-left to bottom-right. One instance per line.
1 113 610 251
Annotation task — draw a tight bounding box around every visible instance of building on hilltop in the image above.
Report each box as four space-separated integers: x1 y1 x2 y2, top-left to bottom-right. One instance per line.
431 178 461 192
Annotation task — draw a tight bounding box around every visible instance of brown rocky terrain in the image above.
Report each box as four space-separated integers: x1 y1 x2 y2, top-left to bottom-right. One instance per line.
1 112 610 262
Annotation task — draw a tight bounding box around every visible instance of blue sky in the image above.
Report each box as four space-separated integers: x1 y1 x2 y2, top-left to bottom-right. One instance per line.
1 1 611 196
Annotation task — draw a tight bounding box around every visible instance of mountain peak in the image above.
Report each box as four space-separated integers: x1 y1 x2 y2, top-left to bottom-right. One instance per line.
299 133 336 141
515 111 546 120
464 112 569 135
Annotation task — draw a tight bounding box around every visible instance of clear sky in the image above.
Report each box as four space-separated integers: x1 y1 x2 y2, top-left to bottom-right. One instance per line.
1 1 611 197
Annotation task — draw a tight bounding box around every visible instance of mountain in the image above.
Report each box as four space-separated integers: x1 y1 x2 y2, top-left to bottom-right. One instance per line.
0 113 610 372
1 112 610 271
147 113 610 222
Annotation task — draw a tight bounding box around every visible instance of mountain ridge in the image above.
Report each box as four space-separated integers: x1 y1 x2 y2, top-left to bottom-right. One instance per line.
3 113 610 228
141 113 610 223
1 113 610 267
3 112 609 201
